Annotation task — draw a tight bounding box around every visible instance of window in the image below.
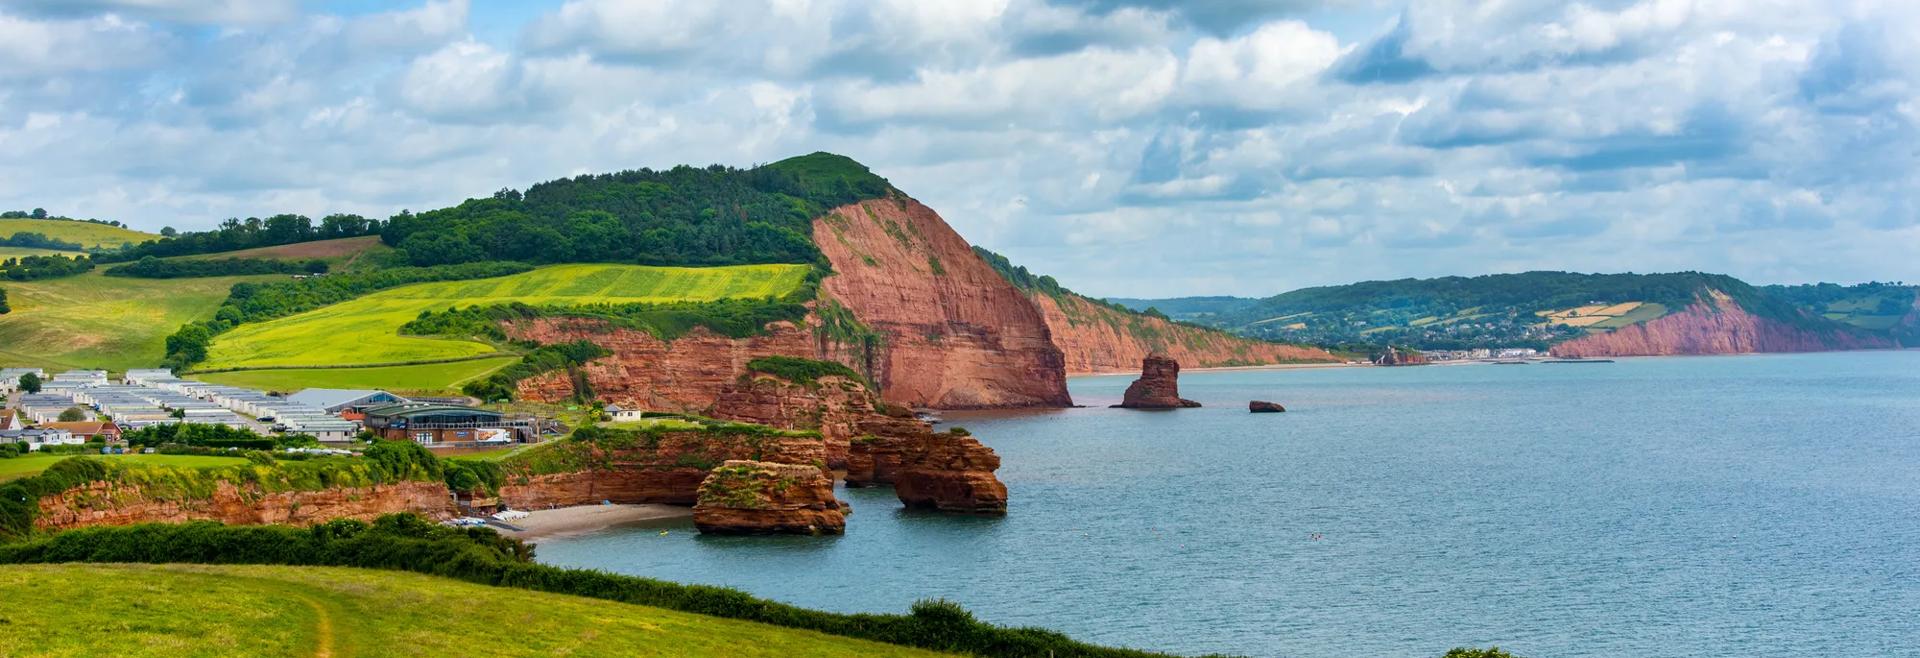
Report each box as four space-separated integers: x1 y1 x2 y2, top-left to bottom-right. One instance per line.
413 432 433 445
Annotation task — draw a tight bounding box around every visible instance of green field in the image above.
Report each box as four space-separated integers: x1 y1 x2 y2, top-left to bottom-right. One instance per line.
0 563 943 657
0 454 248 482
0 246 77 259
178 235 393 271
0 271 278 371
203 263 810 371
0 218 156 249
195 357 518 393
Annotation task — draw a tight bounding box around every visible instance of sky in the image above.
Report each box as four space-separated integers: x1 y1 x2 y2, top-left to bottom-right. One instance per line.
0 0 1916 298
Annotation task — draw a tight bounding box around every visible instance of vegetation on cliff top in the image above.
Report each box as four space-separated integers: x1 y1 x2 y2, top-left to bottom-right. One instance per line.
745 355 869 388
380 152 891 268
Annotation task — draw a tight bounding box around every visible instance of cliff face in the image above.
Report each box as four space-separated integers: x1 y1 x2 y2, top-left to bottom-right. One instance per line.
1030 292 1341 374
709 373 904 468
495 428 825 508
693 460 846 535
812 198 1072 409
34 480 455 533
1550 291 1893 358
508 320 822 411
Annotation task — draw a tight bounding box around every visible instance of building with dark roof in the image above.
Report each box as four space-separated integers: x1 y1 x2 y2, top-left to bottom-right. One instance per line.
361 403 535 446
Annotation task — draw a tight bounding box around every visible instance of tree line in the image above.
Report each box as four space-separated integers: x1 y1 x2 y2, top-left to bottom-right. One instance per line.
105 256 327 279
98 213 382 263
0 232 86 252
1 254 94 281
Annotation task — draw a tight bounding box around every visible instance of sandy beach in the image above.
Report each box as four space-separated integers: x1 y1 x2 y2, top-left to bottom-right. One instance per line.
496 504 691 540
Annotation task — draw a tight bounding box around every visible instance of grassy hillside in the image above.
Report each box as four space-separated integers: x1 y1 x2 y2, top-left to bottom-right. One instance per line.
0 454 248 483
0 271 278 370
1762 282 1918 340
177 235 392 271
0 246 76 259
0 218 156 249
202 263 810 371
193 357 519 394
0 563 944 657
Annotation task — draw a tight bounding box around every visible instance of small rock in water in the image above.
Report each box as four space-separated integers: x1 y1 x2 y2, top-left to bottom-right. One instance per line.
1249 400 1286 413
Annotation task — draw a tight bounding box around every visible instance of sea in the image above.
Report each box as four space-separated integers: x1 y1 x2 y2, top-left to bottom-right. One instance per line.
533 351 1920 658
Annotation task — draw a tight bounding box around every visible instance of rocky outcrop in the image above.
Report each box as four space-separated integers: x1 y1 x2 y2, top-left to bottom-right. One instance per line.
1029 292 1342 375
811 197 1072 409
495 428 826 508
1550 291 1894 358
893 431 1008 514
692 460 846 535
34 480 456 533
508 320 826 412
1249 401 1286 413
708 373 895 468
1114 353 1200 409
1372 347 1430 366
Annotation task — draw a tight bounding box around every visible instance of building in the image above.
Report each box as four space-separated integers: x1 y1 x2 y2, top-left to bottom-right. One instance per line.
605 404 645 422
361 404 535 446
41 421 121 443
0 428 78 450
0 409 17 430
286 388 409 414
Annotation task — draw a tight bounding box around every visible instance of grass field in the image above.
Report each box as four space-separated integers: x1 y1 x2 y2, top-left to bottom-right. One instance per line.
0 563 943 657
0 218 156 249
0 246 77 259
0 454 248 482
194 357 518 393
179 235 392 271
203 263 810 371
0 271 278 371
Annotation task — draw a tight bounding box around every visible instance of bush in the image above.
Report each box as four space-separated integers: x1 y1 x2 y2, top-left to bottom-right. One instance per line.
0 515 1187 658
744 355 867 387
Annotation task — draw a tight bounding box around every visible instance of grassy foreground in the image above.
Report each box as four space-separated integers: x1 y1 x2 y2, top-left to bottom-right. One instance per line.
0 563 944 657
0 454 248 483
0 271 277 370
203 263 810 370
0 218 156 249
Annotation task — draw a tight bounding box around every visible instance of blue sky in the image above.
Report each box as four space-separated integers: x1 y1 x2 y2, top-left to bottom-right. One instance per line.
0 0 1915 297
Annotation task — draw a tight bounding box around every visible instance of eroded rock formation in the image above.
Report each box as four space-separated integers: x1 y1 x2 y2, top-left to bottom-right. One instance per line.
1372 347 1430 366
708 373 894 468
1549 291 1893 358
811 197 1072 409
1029 292 1342 374
34 480 455 533
1114 353 1200 409
692 460 846 535
508 320 826 411
893 431 1008 514
495 428 826 509
1249 400 1286 413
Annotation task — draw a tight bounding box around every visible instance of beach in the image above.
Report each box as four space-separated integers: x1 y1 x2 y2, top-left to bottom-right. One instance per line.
498 504 691 540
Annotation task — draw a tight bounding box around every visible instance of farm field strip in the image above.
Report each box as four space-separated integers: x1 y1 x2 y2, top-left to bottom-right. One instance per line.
203 263 811 370
0 218 155 249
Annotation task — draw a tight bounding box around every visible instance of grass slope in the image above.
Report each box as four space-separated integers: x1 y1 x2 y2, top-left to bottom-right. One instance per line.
0 563 944 657
194 356 519 394
0 246 75 259
204 263 810 370
0 218 156 249
0 454 248 483
177 235 392 271
0 271 278 371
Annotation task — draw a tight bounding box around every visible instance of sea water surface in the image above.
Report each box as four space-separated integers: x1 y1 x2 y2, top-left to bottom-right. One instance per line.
534 351 1920 657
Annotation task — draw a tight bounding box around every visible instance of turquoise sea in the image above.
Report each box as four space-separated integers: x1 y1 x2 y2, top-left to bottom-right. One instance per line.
534 351 1920 657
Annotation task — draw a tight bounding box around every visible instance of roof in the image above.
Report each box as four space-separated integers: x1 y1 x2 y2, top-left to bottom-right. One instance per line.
286 388 405 410
42 421 116 433
362 403 502 419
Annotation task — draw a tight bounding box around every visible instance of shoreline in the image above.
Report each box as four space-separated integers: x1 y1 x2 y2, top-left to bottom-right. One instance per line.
1071 361 1361 378
495 503 691 541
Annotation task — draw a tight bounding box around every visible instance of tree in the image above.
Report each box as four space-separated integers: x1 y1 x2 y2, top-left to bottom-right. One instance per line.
57 406 88 422
29 208 46 219
0 285 8 315
160 226 178 237
18 372 40 394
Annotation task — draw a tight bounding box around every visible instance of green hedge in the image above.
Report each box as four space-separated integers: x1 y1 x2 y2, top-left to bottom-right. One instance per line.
744 355 868 387
0 514 1204 658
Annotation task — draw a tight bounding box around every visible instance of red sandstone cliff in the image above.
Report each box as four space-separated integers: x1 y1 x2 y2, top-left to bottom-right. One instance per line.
1550 291 1893 358
508 320 822 411
708 373 911 468
494 428 825 509
1030 291 1341 374
1114 353 1201 408
34 480 455 533
693 460 847 535
811 197 1071 409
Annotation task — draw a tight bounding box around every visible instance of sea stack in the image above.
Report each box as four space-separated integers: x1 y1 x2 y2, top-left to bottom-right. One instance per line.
692 461 847 535
1113 353 1201 409
1249 401 1286 413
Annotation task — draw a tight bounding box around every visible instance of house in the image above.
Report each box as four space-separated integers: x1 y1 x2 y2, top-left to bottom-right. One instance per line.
41 421 122 443
0 409 17 430
0 428 78 450
605 404 646 422
286 388 410 415
361 403 534 445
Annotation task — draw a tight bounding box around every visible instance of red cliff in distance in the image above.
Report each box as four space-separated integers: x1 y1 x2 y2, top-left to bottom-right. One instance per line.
1029 291 1342 375
1550 291 1893 358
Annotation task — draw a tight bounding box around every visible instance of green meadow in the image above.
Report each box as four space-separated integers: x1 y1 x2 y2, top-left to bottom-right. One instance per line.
0 218 156 249
0 246 76 259
0 563 944 658
0 271 279 371
194 357 519 394
0 454 248 482
203 263 810 370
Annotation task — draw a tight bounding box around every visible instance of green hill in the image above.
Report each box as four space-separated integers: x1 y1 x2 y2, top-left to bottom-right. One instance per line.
0 563 943 657
0 270 280 371
1104 296 1258 322
1207 271 1852 350
1761 282 1918 341
0 218 156 250
195 263 810 389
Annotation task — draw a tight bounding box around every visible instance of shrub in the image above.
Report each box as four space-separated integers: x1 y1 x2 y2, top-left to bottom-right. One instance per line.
744 355 868 387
